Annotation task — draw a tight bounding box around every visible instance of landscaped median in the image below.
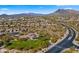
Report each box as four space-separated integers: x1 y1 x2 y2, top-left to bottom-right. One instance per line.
73 31 79 46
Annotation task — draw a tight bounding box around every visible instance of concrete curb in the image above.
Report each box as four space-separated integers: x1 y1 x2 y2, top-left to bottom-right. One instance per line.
70 27 79 47
73 30 79 46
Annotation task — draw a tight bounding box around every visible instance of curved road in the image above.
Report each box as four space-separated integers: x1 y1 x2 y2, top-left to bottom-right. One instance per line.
45 26 76 53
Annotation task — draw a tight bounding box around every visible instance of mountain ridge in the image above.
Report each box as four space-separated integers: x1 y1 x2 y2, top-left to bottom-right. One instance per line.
52 9 79 15
0 9 79 16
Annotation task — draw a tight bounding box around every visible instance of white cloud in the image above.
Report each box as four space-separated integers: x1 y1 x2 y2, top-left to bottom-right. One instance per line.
0 8 9 11
0 10 30 15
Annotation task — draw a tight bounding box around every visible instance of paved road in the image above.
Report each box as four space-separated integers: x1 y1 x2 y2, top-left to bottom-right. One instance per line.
45 27 76 53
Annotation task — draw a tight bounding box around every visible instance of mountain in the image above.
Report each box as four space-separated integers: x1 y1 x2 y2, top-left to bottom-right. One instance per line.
0 9 79 16
12 13 46 16
0 13 46 16
50 9 79 15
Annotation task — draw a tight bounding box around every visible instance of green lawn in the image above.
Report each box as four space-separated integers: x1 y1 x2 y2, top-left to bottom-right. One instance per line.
5 37 50 52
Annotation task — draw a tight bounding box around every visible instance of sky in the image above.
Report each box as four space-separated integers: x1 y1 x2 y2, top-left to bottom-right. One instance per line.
0 5 79 15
